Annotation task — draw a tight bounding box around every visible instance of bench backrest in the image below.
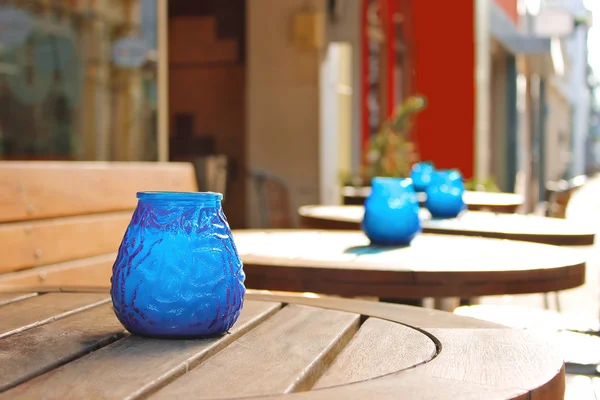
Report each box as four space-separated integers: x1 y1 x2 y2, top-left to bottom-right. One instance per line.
0 161 198 291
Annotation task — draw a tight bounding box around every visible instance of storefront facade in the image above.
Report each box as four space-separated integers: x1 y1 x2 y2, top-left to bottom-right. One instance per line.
0 0 162 162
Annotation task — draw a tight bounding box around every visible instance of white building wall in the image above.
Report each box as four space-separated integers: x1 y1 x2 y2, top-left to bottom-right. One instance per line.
568 24 591 175
541 0 591 176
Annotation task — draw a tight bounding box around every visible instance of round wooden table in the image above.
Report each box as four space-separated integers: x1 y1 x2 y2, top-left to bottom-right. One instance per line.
233 230 586 299
342 186 524 213
0 289 564 399
298 205 596 246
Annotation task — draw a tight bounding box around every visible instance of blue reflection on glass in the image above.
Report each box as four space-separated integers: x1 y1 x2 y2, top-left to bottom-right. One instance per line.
361 177 421 246
410 161 435 192
111 192 245 338
425 169 466 219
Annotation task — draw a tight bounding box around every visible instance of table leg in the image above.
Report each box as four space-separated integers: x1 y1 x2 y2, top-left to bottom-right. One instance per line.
434 297 461 312
459 297 481 306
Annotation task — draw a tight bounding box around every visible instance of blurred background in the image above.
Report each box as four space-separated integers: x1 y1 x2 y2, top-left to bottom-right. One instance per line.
0 0 597 229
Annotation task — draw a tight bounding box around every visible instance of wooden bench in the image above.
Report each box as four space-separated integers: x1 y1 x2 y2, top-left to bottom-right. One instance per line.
0 161 198 291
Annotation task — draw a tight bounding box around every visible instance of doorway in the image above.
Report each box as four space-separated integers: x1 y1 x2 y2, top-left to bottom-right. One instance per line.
167 0 247 228
320 42 353 205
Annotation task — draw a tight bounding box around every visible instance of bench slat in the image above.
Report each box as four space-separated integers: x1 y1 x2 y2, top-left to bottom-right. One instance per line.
0 292 109 338
0 161 198 223
151 304 360 399
0 161 198 290
0 212 131 274
0 292 37 306
0 254 116 289
2 300 281 399
314 317 437 388
418 328 564 389
0 304 125 392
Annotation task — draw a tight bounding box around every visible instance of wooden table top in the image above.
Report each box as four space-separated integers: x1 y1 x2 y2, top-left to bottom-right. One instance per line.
0 290 564 399
298 205 597 246
342 186 524 212
233 230 586 299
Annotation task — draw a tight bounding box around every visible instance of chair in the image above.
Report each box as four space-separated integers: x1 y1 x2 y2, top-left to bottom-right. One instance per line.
544 175 587 219
192 155 228 199
248 168 292 229
541 175 588 311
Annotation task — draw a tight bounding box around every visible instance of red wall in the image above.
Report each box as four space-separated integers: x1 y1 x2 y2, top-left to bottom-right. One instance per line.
409 0 476 178
494 0 519 23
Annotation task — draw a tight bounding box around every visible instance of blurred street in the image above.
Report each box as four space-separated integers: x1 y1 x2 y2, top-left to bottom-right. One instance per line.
479 175 600 321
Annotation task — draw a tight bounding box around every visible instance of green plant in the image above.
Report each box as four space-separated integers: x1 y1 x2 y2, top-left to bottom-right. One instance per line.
464 178 500 192
363 95 427 180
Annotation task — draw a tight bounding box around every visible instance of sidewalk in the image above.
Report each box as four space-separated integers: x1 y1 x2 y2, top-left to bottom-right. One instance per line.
479 174 600 320
476 176 600 398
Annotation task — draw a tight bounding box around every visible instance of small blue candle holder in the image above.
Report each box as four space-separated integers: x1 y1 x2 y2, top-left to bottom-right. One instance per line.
110 192 245 338
410 161 435 192
425 169 466 219
361 177 421 246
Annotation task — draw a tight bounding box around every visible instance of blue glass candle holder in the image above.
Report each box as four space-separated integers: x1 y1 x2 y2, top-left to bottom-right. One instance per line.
425 170 466 219
110 192 246 338
410 161 435 192
361 177 421 246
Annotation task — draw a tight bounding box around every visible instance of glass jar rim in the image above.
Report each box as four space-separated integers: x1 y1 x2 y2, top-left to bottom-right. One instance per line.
372 177 414 187
137 191 223 202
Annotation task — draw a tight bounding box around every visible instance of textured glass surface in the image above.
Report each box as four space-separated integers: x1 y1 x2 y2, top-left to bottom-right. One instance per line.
425 170 466 219
410 161 435 192
111 192 245 338
361 177 421 246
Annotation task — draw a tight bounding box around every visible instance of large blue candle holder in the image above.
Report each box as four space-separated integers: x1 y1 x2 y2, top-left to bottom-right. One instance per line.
410 161 435 192
425 170 466 219
361 177 421 246
110 191 245 338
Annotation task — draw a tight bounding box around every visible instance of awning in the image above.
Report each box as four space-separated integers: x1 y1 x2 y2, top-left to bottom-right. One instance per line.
490 2 550 54
490 2 555 76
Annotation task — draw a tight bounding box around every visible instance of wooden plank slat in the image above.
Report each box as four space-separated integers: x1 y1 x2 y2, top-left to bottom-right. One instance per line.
2 300 281 400
0 212 131 273
247 292 506 329
0 161 198 223
0 286 110 294
0 292 37 306
0 304 125 392
0 292 109 338
417 329 565 395
150 304 361 400
258 328 562 400
259 372 529 400
236 230 586 299
0 292 566 400
0 253 115 290
314 317 437 388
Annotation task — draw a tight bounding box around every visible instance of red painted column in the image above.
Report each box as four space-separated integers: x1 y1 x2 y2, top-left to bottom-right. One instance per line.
360 0 370 165
384 0 395 116
360 0 397 165
409 0 475 178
